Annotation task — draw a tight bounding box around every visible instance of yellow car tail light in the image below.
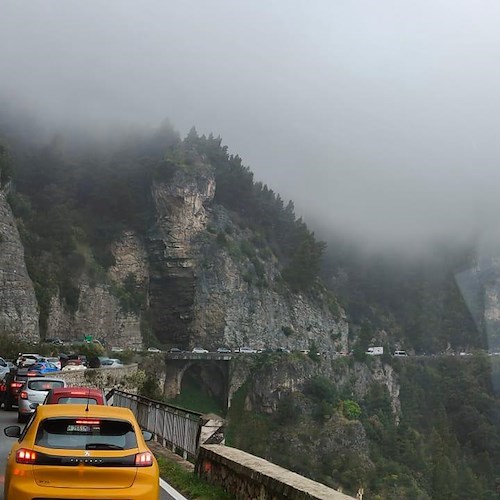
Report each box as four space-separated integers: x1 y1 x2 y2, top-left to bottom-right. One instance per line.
16 448 37 464
135 451 153 466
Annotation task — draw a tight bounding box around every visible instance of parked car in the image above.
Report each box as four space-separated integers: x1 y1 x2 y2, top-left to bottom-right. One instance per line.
394 350 408 357
2 369 40 410
0 356 10 378
366 346 384 355
101 358 124 368
192 347 209 354
216 347 232 353
46 338 64 345
111 346 125 352
168 347 182 353
87 356 110 368
275 347 291 353
43 387 106 405
3 404 159 499
17 377 66 422
45 357 62 370
61 360 87 371
27 362 60 375
147 347 161 353
236 346 257 354
65 354 88 367
16 353 41 368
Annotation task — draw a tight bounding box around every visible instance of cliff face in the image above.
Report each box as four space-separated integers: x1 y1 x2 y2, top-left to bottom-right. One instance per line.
456 258 500 350
14 160 347 353
232 356 400 421
45 231 147 348
147 166 216 348
226 355 400 490
148 163 347 354
0 189 39 341
46 281 142 348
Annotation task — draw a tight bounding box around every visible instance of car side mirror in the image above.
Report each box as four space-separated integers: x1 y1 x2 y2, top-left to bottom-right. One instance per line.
4 425 21 438
142 430 153 442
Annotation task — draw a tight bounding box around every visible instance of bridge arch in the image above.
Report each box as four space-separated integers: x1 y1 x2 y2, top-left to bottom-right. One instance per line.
164 359 230 412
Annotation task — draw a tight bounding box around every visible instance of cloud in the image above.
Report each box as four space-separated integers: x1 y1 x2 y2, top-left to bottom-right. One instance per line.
2 0 500 252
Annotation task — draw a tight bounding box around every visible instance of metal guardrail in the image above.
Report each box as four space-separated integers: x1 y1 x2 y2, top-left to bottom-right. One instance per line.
109 389 203 460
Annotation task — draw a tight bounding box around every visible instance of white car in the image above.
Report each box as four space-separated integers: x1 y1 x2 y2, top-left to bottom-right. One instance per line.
192 347 209 354
17 377 66 423
147 347 161 353
61 361 87 371
0 357 10 378
101 358 124 368
394 350 408 357
16 353 41 367
236 346 257 354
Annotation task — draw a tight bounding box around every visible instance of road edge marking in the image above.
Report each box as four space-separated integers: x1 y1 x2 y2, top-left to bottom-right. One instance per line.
159 477 188 499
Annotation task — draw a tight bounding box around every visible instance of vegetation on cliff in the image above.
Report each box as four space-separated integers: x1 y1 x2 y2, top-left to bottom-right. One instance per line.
225 355 500 499
0 123 325 335
2 118 499 498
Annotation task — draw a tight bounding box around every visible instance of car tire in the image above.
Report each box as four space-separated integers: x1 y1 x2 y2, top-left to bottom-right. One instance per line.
17 413 28 423
4 401 12 411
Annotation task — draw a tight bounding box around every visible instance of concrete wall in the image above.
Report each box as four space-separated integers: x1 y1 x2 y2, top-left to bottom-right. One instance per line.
196 444 355 500
55 364 140 392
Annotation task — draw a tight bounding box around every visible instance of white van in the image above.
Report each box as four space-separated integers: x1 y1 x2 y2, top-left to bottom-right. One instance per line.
394 350 408 357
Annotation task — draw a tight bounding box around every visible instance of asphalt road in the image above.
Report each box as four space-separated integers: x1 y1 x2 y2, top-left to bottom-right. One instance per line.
0 408 181 500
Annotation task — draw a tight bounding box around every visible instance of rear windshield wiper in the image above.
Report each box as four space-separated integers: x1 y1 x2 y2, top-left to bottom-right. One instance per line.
85 443 124 450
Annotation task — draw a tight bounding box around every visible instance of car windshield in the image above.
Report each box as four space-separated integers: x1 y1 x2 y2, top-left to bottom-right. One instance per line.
28 380 64 391
35 418 137 450
57 397 98 404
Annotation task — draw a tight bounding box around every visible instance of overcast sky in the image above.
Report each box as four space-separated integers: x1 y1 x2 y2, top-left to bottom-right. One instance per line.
2 0 500 253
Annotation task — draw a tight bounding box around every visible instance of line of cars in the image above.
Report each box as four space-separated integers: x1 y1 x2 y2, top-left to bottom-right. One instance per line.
3 384 159 499
0 353 124 418
178 346 286 354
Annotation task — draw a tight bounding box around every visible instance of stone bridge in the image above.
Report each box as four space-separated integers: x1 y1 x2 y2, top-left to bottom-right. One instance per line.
162 353 234 409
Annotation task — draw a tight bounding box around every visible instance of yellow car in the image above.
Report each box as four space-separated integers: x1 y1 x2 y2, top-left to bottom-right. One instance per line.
3 403 159 500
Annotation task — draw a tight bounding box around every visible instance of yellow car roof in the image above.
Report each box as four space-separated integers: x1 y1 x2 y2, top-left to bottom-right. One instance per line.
35 403 135 420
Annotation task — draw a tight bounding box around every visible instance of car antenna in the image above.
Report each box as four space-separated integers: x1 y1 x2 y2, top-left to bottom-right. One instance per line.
85 386 90 412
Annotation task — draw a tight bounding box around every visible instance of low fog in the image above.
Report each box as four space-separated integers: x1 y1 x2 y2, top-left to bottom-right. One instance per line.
2 0 500 253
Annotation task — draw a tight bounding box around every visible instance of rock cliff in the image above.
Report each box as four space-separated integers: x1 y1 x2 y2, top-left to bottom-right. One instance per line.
5 158 347 354
45 231 147 348
226 355 401 490
148 163 347 354
0 188 39 341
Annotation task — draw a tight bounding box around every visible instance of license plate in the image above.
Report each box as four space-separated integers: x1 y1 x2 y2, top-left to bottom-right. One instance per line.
67 425 92 432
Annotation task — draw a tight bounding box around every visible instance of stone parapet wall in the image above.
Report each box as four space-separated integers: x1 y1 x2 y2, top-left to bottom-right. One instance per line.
55 364 141 392
196 444 355 500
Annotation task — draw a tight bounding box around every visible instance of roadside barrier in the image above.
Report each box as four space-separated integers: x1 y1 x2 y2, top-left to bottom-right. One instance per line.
108 389 224 460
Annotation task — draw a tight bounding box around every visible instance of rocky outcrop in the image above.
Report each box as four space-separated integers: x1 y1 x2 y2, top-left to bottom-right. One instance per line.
235 356 401 422
45 231 148 348
0 189 39 341
46 280 142 349
43 161 347 354
227 355 380 490
147 166 216 348
192 206 347 354
108 231 149 284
